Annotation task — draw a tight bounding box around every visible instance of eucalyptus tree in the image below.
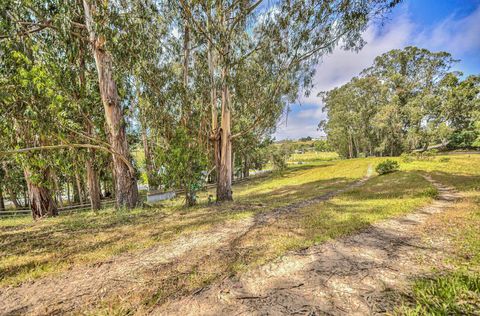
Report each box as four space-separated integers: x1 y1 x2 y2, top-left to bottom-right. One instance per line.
0 44 63 218
180 0 399 201
321 46 478 157
1 0 167 210
362 46 457 152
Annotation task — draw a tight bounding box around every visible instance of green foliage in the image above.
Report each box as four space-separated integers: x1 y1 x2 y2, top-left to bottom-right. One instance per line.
270 144 293 171
157 128 207 205
400 153 414 163
299 136 312 142
313 140 332 152
401 272 480 315
322 47 480 157
375 159 399 175
449 129 479 149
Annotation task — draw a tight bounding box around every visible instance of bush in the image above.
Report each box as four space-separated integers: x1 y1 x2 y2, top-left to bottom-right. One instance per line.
270 144 292 171
401 153 414 163
375 159 400 175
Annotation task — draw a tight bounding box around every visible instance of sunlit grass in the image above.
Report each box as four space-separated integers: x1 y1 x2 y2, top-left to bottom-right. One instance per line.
233 171 436 270
289 151 339 162
2 153 479 313
0 157 372 286
396 187 480 315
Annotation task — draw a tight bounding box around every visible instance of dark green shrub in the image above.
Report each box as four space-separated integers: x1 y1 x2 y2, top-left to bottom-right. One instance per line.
401 153 414 163
375 159 399 175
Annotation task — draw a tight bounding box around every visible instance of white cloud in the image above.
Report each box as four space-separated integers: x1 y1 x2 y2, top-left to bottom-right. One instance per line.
415 6 480 56
274 5 480 140
274 114 325 140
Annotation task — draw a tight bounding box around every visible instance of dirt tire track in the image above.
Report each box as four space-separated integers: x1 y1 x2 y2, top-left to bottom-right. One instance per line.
155 175 461 316
0 172 372 315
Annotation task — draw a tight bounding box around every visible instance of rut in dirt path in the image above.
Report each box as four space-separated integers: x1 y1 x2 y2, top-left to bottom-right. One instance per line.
0 169 373 316
156 175 461 316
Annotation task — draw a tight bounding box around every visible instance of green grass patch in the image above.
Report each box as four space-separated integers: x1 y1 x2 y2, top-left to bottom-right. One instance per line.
231 171 435 271
394 164 480 315
398 272 480 315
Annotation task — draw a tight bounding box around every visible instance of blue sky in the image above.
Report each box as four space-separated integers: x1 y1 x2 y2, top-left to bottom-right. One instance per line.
274 0 480 140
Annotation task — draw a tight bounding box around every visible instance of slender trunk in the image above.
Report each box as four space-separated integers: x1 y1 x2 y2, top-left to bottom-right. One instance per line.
86 159 101 210
243 156 249 178
67 181 71 204
207 15 220 187
24 168 57 219
140 120 157 190
75 172 84 204
348 134 353 159
0 186 5 211
217 63 233 201
72 177 80 203
83 0 138 208
181 16 190 124
52 172 63 207
85 122 101 210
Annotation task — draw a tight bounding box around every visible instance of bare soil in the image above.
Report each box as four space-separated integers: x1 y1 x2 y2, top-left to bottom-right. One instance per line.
155 176 461 315
0 175 372 316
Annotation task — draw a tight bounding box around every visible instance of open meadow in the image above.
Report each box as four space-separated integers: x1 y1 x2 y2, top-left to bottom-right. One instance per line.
1 153 479 314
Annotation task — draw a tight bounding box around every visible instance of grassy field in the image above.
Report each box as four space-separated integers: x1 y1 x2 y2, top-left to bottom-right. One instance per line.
1 153 479 313
0 156 371 286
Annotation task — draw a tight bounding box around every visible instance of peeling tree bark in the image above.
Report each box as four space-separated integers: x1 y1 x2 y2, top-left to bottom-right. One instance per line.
24 168 57 220
216 63 233 201
82 0 138 208
207 30 220 184
85 121 101 211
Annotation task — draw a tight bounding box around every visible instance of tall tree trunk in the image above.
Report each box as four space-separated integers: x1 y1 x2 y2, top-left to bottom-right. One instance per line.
83 0 138 208
217 63 233 201
75 172 84 204
52 172 63 207
85 122 101 211
140 126 157 190
137 86 157 190
24 168 57 219
243 156 249 178
73 177 80 203
67 181 71 204
86 158 101 210
207 13 220 188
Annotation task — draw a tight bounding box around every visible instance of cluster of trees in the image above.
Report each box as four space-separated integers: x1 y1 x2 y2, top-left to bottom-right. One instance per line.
0 0 400 218
320 46 480 158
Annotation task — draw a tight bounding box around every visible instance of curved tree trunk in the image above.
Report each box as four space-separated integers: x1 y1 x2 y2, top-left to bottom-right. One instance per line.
24 169 57 220
82 0 138 209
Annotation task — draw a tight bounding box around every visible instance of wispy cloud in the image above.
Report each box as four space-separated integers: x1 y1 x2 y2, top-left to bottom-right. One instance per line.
274 4 480 140
415 6 480 56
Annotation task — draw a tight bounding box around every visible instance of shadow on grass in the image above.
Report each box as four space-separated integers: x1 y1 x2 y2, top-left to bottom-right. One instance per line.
422 171 480 191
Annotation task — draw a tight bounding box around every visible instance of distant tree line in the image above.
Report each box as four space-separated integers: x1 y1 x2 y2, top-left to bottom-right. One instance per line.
320 46 480 158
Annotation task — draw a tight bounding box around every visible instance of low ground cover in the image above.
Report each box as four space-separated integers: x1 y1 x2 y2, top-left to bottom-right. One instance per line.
1 154 479 314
